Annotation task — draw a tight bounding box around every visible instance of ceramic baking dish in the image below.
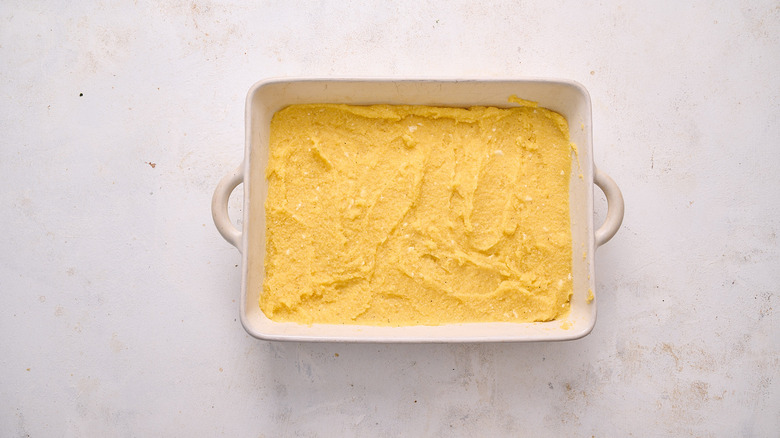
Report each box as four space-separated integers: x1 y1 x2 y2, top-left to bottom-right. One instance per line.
212 78 624 342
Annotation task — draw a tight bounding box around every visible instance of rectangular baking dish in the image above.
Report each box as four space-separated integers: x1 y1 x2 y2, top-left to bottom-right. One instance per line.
212 78 624 342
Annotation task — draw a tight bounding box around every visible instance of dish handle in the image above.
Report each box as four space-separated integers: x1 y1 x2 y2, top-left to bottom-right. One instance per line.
212 164 244 252
594 167 624 247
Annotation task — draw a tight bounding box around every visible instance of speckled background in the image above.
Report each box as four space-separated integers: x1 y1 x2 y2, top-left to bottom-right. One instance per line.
1 1 778 436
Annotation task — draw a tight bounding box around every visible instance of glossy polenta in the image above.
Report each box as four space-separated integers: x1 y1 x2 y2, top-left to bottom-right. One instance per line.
262 99 574 325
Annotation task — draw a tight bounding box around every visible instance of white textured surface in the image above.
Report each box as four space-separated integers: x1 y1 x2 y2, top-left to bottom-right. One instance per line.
1 1 778 436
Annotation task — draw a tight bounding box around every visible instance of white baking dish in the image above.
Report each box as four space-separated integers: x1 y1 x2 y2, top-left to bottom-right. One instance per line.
212 78 624 342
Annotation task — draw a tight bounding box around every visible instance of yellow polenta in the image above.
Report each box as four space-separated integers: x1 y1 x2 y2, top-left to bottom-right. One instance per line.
262 100 573 325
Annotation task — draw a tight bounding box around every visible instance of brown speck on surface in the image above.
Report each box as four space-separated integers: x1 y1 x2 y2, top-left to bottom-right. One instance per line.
690 381 710 401
660 343 681 370
590 71 595 75
219 367 223 372
146 161 156 168
26 368 30 371
334 353 339 357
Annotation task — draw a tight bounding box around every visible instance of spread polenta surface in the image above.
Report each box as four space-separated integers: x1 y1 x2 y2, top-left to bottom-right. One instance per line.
262 99 574 325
